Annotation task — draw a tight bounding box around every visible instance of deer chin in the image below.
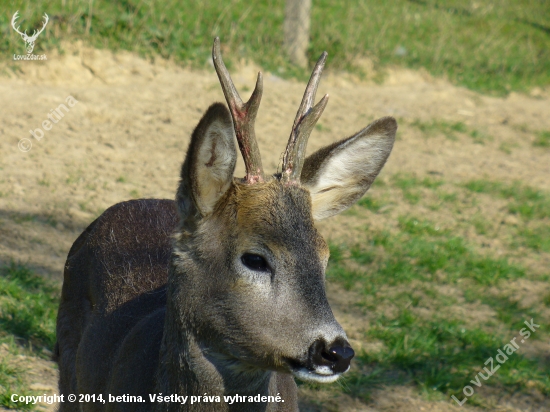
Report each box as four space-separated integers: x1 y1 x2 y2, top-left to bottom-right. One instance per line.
285 356 350 383
290 365 346 383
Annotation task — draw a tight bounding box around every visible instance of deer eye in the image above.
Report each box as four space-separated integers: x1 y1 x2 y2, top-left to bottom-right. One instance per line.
241 253 270 273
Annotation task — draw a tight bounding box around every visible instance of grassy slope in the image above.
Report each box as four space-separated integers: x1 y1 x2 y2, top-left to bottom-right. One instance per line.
0 263 59 409
301 175 550 406
1 0 549 95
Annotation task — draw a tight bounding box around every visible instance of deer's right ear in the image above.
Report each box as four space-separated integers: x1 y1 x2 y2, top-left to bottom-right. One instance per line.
301 117 397 220
177 103 236 225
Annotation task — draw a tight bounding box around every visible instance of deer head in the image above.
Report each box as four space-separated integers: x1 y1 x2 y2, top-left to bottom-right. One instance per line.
11 11 49 54
168 38 396 386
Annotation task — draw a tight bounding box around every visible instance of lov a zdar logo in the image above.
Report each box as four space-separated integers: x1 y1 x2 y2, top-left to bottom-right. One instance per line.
11 10 49 60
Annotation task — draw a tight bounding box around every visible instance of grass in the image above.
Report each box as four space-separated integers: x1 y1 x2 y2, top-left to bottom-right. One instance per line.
312 167 550 406
411 119 466 140
410 119 491 143
514 225 550 253
1 0 549 95
390 173 445 205
0 357 34 410
533 131 550 148
392 174 444 191
0 262 59 410
464 179 550 219
357 196 385 213
352 313 549 401
0 262 58 350
330 218 526 290
472 215 492 236
499 141 518 154
321 212 548 403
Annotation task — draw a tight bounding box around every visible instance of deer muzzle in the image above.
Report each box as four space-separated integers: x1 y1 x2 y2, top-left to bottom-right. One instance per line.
287 336 355 383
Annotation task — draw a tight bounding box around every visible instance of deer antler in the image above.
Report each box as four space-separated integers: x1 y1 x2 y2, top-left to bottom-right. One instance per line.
281 53 329 183
11 11 49 42
11 11 28 40
27 13 49 42
212 37 265 184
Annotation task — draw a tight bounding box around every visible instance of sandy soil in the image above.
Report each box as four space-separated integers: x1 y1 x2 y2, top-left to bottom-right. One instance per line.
0 43 549 411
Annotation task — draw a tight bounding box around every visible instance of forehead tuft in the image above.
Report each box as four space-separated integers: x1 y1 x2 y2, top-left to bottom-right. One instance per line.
235 181 316 239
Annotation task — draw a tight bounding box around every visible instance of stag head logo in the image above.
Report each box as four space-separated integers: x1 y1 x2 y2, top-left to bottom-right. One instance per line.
12 11 49 54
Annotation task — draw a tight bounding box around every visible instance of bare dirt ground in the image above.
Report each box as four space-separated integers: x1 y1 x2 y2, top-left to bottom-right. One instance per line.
0 43 549 411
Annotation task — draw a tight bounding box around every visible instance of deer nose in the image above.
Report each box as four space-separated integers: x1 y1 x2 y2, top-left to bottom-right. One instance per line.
310 338 355 373
327 345 355 372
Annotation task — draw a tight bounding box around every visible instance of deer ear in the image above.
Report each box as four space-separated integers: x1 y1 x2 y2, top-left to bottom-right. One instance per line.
301 117 397 220
177 103 236 224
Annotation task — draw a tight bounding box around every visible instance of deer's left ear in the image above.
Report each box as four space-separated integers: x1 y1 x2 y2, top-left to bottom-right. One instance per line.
301 117 397 220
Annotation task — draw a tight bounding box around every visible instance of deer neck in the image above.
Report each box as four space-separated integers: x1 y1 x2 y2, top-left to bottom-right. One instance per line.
155 262 279 411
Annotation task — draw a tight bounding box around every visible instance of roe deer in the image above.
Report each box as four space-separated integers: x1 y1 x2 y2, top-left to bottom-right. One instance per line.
55 37 397 411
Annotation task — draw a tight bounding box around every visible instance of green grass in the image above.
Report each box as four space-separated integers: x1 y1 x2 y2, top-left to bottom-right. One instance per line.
397 216 448 236
468 128 491 144
334 170 550 407
329 219 526 290
438 191 458 204
351 312 549 401
472 215 492 236
533 131 550 148
0 262 58 349
464 180 550 219
0 352 34 410
392 174 445 191
10 213 57 228
1 0 549 95
410 119 491 143
515 225 550 253
0 356 34 410
465 292 541 335
411 119 466 140
499 141 518 154
0 263 59 410
390 173 445 205
357 196 385 213
323 212 548 403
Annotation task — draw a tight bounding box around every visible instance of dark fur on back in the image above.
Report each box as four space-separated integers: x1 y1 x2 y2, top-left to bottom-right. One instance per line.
56 199 178 410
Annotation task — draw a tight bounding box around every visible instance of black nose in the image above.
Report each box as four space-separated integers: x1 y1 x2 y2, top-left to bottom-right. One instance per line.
327 345 355 371
328 346 355 373
310 339 355 373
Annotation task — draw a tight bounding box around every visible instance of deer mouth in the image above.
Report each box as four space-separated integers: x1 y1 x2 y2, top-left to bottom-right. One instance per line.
289 364 346 383
285 337 354 383
286 356 352 383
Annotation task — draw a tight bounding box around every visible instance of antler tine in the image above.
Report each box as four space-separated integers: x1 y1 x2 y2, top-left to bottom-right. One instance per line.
281 52 329 183
212 37 265 184
11 11 25 37
27 13 49 41
34 13 49 37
